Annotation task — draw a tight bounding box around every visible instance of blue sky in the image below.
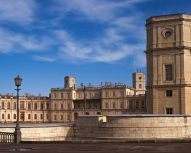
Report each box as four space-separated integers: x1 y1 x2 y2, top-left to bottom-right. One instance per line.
0 0 191 96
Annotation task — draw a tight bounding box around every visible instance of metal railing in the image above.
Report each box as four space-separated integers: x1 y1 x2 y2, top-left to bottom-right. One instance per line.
0 132 14 143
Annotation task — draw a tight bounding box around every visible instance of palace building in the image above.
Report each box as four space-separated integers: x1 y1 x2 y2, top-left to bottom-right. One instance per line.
0 13 191 123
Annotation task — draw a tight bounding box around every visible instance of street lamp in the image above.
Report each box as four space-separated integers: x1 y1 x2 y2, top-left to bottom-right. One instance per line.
14 75 22 144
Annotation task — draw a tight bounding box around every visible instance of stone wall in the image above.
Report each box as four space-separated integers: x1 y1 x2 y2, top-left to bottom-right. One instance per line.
1 115 191 142
0 123 73 141
74 115 191 140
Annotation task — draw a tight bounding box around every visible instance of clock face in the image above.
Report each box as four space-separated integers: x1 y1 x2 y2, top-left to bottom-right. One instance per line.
162 28 173 39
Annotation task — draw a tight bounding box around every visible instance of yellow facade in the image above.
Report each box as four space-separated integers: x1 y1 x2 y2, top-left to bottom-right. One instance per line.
146 14 191 115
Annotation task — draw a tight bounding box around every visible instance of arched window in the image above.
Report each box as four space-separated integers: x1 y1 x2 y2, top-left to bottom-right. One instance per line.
7 114 10 119
2 114 4 119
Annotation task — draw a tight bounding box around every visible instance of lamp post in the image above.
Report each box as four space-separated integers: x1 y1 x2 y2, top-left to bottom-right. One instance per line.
14 75 22 144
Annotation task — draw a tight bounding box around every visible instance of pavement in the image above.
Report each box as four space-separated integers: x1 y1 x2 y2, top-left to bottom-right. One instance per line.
0 142 190 153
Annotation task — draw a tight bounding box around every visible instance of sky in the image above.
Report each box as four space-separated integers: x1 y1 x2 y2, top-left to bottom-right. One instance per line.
0 0 191 96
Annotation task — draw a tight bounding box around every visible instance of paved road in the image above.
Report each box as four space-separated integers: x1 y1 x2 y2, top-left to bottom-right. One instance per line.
0 143 190 153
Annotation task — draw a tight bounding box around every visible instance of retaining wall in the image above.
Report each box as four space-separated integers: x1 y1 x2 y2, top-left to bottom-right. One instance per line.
1 115 191 142
74 115 191 140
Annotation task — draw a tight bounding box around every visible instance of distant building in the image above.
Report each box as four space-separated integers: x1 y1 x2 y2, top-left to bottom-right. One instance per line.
50 75 146 122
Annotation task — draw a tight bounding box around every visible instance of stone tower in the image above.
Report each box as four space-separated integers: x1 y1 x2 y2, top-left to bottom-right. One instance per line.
146 14 191 115
64 76 76 88
132 72 145 95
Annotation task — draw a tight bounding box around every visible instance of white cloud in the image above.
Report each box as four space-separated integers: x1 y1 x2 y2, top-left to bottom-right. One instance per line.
0 0 36 23
0 28 51 53
0 0 148 67
42 28 145 64
55 0 149 22
33 55 56 62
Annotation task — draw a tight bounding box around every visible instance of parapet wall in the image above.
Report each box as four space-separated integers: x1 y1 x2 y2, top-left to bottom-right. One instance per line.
74 115 191 140
0 124 73 141
1 115 191 142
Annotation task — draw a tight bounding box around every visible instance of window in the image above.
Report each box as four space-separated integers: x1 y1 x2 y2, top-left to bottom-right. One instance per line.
112 102 116 109
166 108 173 114
7 102 11 109
34 103 38 110
77 104 80 109
54 104 57 109
13 103 16 109
61 104 63 110
20 101 24 110
67 114 70 120
54 93 57 98
46 103 49 109
68 103 70 109
54 115 56 120
105 91 109 97
2 102 4 109
61 115 63 120
105 103 108 109
120 102 124 109
2 114 4 119
28 114 31 119
41 103 44 110
14 114 16 119
113 91 115 97
139 76 142 80
120 90 124 97
7 114 10 119
165 64 173 81
129 101 133 110
28 103 32 110
139 84 142 89
61 93 64 98
67 93 70 99
41 114 43 119
166 90 173 97
34 114 37 119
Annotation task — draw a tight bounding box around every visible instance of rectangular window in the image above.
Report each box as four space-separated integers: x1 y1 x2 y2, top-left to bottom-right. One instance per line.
120 102 124 109
129 101 133 110
2 102 4 109
166 90 173 97
28 114 31 119
165 64 173 81
166 108 173 114
139 84 142 89
105 103 108 109
61 93 64 98
20 101 24 110
41 103 44 110
112 102 116 109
